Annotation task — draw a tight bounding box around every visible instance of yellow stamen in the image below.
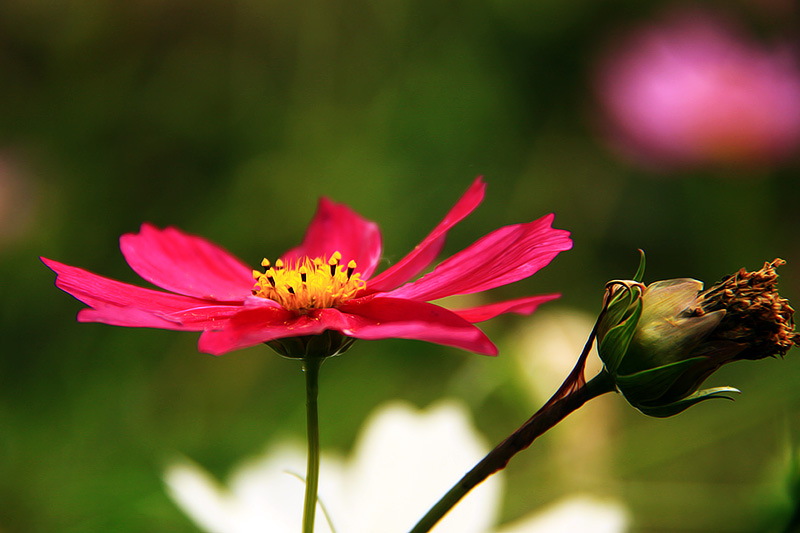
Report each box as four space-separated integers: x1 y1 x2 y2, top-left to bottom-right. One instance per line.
251 252 366 311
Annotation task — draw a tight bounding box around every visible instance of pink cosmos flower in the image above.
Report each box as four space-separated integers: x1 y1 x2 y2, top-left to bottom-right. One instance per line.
42 178 572 356
594 9 800 169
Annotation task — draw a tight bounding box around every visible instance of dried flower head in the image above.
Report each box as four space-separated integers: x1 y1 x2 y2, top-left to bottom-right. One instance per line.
597 256 798 417
695 259 799 360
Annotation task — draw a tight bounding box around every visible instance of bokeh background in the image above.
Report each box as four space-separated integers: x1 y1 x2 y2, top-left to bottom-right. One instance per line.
2 0 800 531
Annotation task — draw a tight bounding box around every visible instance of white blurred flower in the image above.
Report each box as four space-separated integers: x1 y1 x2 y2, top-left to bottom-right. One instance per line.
496 497 628 533
165 444 328 533
165 400 629 532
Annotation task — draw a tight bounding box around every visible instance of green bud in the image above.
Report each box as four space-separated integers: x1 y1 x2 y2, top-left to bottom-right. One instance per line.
265 330 356 359
597 256 799 417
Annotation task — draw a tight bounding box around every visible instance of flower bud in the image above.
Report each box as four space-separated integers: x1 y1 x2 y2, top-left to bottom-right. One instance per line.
597 256 799 417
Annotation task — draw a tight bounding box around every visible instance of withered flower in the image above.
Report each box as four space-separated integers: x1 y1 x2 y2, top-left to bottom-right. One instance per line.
597 257 799 417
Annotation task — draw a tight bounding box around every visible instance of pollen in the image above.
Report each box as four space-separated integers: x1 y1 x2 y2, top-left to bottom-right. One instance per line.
251 251 366 310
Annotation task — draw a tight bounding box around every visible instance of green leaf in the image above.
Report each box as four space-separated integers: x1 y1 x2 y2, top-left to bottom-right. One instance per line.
635 386 741 418
600 281 643 338
633 249 646 283
615 356 709 403
598 298 643 373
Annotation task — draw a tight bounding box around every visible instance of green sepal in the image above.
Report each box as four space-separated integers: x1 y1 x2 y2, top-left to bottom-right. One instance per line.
614 355 709 404
635 386 741 418
266 331 356 359
598 296 643 373
601 281 639 331
632 249 646 283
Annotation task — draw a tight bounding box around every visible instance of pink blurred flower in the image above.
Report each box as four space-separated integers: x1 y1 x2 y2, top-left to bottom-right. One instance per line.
595 9 800 169
42 177 572 356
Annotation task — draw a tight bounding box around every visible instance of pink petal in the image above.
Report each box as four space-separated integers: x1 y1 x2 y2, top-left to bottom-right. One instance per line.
386 214 572 302
338 297 497 355
120 223 254 301
365 177 486 293
42 257 241 330
78 304 197 330
281 198 383 279
451 294 561 323
159 303 256 327
197 296 498 355
197 306 332 355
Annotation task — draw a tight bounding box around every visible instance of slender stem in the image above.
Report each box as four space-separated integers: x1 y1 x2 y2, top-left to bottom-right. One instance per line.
302 357 323 533
409 286 621 533
408 370 617 533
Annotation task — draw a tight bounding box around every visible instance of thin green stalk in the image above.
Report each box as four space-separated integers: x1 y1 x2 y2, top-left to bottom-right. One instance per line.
302 357 323 533
409 291 620 533
408 371 617 533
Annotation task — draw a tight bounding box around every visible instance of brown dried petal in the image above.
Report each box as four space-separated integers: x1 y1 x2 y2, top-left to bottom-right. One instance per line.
696 259 799 360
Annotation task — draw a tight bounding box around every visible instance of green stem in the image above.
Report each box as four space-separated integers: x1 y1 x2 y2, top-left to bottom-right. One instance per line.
302 357 323 533
408 370 617 533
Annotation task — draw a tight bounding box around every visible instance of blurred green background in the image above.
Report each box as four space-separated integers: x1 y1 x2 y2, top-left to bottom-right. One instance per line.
2 0 800 531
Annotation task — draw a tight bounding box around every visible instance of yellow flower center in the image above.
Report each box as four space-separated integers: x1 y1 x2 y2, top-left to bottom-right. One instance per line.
251 252 366 310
